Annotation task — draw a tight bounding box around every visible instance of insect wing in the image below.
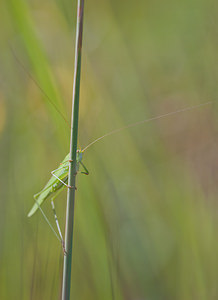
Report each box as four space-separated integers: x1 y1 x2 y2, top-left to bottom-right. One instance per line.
28 153 70 217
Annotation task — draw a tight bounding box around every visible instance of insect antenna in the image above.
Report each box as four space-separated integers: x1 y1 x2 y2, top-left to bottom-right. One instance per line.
82 100 213 152
10 46 71 129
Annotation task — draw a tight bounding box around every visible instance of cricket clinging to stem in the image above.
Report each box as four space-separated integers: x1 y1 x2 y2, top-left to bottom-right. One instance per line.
15 46 213 253
27 94 213 253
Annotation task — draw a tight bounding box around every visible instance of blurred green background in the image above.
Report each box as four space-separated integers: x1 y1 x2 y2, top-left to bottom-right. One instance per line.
0 0 217 299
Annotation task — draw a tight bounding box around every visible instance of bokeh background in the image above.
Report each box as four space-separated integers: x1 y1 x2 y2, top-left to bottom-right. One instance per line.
0 0 217 299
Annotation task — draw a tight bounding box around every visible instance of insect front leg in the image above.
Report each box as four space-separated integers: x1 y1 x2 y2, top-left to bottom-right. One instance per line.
79 161 89 175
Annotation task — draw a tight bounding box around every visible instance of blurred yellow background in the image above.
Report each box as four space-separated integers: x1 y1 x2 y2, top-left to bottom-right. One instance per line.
0 0 217 299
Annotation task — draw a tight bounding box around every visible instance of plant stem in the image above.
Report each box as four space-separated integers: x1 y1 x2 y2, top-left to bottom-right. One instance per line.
61 1 85 299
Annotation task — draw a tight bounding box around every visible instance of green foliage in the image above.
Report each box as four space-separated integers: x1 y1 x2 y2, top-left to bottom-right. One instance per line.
0 0 217 299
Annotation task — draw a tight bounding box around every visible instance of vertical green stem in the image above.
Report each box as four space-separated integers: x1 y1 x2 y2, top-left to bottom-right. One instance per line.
61 1 84 299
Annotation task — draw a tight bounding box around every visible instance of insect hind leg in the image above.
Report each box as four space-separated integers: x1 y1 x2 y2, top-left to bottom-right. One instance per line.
51 197 67 255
